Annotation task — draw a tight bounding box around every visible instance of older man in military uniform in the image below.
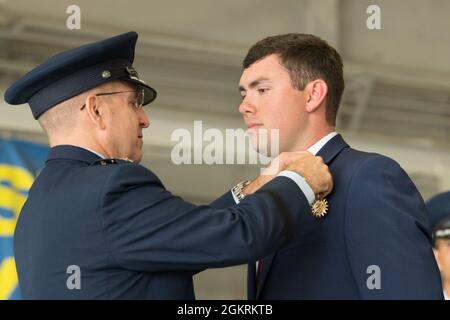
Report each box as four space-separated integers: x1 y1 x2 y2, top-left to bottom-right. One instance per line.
4 32 332 299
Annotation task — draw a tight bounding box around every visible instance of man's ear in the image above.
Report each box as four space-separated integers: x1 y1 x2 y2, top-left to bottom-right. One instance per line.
84 95 106 129
305 79 328 113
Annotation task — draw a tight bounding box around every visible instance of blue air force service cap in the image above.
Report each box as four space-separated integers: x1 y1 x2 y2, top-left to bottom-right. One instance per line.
4 31 157 119
426 191 450 241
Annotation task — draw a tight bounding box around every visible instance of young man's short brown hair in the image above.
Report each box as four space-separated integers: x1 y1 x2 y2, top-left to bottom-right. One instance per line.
243 33 344 126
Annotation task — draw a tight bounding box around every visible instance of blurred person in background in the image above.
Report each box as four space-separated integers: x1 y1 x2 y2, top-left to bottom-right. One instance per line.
427 191 450 300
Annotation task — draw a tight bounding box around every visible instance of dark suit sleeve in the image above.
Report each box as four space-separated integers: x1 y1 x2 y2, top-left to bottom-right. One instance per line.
345 155 443 299
209 190 236 209
100 163 308 273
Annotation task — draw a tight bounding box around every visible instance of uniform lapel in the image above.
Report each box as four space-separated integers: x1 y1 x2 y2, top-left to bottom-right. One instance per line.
252 134 350 299
46 145 102 165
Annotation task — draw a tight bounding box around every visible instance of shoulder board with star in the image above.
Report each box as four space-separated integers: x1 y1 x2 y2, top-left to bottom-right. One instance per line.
92 158 134 166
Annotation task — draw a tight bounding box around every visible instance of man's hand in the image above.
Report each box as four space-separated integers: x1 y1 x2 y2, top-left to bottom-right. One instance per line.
243 151 333 198
285 152 333 198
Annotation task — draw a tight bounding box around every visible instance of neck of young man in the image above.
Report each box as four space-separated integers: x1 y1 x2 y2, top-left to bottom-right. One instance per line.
288 126 336 152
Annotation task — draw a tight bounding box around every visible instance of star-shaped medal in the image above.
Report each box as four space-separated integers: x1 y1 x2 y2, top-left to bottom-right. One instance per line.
311 197 329 218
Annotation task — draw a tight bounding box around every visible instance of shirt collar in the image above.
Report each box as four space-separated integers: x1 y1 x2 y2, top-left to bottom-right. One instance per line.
307 132 338 155
82 147 106 159
46 145 104 164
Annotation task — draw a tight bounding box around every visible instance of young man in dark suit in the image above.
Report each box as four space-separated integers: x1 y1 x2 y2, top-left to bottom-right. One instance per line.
212 33 443 299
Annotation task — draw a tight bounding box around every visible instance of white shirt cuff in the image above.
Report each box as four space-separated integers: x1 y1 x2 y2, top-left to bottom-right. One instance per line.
232 171 315 205
231 189 240 204
277 170 315 205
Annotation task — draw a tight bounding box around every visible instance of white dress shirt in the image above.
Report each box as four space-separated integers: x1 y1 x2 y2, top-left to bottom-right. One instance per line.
232 131 338 274
233 132 338 206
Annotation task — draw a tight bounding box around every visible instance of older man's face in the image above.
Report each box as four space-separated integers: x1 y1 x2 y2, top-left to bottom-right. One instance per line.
102 82 150 163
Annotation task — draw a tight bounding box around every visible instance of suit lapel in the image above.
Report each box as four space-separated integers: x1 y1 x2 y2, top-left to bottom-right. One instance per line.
252 134 350 299
316 134 349 165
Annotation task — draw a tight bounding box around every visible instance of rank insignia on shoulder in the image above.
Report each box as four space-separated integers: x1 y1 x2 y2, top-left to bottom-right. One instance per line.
93 158 134 166
96 159 118 166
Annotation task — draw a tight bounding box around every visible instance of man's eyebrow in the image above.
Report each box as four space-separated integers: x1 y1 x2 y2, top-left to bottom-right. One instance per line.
239 77 271 92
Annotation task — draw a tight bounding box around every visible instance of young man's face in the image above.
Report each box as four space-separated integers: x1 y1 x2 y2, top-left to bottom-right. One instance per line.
238 54 309 154
434 238 450 283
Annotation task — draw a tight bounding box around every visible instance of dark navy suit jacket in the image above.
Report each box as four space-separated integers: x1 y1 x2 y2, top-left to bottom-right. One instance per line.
212 134 443 299
14 145 310 299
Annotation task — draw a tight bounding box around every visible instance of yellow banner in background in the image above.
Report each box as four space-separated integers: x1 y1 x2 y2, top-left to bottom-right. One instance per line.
0 138 48 300
0 165 33 299
0 258 18 299
0 165 33 237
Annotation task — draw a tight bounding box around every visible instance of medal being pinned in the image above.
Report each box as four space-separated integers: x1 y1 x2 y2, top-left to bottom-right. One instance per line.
311 195 329 218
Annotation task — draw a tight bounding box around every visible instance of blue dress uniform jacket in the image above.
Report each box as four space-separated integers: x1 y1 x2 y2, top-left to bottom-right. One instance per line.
212 134 443 299
14 145 309 299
